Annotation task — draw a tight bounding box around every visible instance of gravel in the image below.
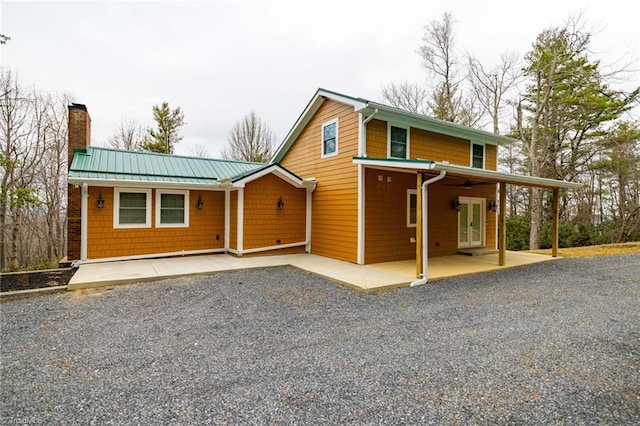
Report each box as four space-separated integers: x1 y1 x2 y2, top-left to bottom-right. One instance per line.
1 254 639 425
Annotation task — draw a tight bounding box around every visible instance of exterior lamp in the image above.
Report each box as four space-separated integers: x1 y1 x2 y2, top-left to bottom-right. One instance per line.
488 199 497 212
196 195 204 210
277 196 285 211
97 194 105 209
452 197 461 212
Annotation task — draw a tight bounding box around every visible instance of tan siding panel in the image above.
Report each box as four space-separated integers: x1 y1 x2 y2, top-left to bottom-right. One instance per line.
280 100 359 263
87 187 225 259
242 173 306 250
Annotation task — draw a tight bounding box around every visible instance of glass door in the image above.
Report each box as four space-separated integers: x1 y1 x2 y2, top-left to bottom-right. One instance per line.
458 198 484 248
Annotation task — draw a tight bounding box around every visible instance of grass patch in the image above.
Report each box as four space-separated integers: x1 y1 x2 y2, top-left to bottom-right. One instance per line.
526 242 640 258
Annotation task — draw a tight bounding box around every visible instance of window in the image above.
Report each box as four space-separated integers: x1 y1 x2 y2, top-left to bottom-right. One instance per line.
388 125 409 159
407 190 417 227
114 189 151 228
156 190 189 227
472 143 484 168
322 119 338 158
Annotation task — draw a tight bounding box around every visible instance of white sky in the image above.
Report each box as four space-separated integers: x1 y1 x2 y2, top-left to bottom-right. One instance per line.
2 0 638 157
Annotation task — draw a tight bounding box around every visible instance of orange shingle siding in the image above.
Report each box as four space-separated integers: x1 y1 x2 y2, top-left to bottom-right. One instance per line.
242 173 306 250
279 100 360 263
365 119 499 169
364 169 417 264
427 181 497 257
86 187 224 259
485 144 497 170
364 172 497 262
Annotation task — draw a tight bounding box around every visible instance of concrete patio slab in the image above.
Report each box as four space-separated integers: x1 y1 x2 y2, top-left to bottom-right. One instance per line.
68 250 556 292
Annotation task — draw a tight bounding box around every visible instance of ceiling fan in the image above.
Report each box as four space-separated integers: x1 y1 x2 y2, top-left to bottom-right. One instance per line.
443 179 495 190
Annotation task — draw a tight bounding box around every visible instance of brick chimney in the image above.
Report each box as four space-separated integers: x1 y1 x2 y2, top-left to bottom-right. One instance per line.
66 103 91 263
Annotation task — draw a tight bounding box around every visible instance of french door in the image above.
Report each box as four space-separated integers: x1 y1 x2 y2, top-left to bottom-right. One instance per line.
458 197 484 248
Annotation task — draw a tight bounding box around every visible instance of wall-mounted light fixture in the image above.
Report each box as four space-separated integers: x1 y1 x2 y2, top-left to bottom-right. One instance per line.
452 197 461 212
277 196 285 211
196 195 204 210
488 199 497 212
97 194 105 209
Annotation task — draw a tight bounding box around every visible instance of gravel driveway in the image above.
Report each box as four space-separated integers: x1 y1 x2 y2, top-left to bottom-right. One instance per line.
1 254 639 425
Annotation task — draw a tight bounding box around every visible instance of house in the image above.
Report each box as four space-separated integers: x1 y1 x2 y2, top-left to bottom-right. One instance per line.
66 104 315 263
66 89 581 282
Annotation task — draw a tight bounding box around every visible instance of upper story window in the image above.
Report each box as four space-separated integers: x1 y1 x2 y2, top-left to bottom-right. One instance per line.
156 189 189 227
322 119 338 158
114 189 151 228
388 124 409 159
472 143 485 168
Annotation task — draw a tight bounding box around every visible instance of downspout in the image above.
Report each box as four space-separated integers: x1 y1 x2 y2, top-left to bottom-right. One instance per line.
410 170 446 287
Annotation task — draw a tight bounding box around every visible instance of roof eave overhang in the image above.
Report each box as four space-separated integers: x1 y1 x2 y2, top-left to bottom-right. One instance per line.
67 176 229 190
353 157 583 190
356 104 514 146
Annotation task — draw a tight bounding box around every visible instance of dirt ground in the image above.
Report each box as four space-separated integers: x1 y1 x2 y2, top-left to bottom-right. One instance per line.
0 268 75 292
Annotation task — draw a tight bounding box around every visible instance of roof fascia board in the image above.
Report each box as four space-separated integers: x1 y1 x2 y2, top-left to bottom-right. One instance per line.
357 104 513 146
271 88 366 163
353 157 582 189
432 163 583 189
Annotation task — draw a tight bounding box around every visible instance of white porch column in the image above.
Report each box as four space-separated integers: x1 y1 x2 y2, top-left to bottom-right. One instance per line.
224 189 230 252
237 187 244 255
80 183 88 261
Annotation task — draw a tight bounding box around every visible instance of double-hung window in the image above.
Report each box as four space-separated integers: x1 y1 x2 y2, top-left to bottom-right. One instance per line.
389 125 409 159
472 143 484 168
156 190 189 227
114 189 151 228
322 119 338 158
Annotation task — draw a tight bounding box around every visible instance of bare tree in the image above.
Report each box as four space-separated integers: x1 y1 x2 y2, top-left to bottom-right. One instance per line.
189 144 210 158
1 68 72 270
107 117 147 150
418 12 464 122
381 81 429 114
221 112 275 163
468 52 521 134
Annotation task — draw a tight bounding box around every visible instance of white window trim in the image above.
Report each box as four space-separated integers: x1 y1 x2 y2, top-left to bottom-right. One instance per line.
471 142 485 169
155 189 190 228
114 188 152 229
321 118 339 159
407 189 417 228
387 123 410 159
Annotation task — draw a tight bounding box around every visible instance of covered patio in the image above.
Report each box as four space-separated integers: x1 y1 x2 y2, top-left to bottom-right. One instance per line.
354 157 583 284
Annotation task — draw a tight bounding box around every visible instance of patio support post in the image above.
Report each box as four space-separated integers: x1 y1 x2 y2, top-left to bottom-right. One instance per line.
552 188 559 257
498 182 506 266
416 172 423 277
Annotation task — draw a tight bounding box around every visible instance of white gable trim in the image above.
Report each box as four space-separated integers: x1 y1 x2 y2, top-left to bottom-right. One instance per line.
232 164 307 188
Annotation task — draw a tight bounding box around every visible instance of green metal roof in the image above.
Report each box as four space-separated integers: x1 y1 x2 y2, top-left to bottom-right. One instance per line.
69 146 266 185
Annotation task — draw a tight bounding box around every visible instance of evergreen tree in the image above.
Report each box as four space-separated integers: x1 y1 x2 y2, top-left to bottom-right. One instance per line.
140 102 185 154
519 22 639 248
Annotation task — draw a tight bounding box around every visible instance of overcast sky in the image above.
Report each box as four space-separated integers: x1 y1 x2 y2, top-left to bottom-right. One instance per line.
2 1 638 157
